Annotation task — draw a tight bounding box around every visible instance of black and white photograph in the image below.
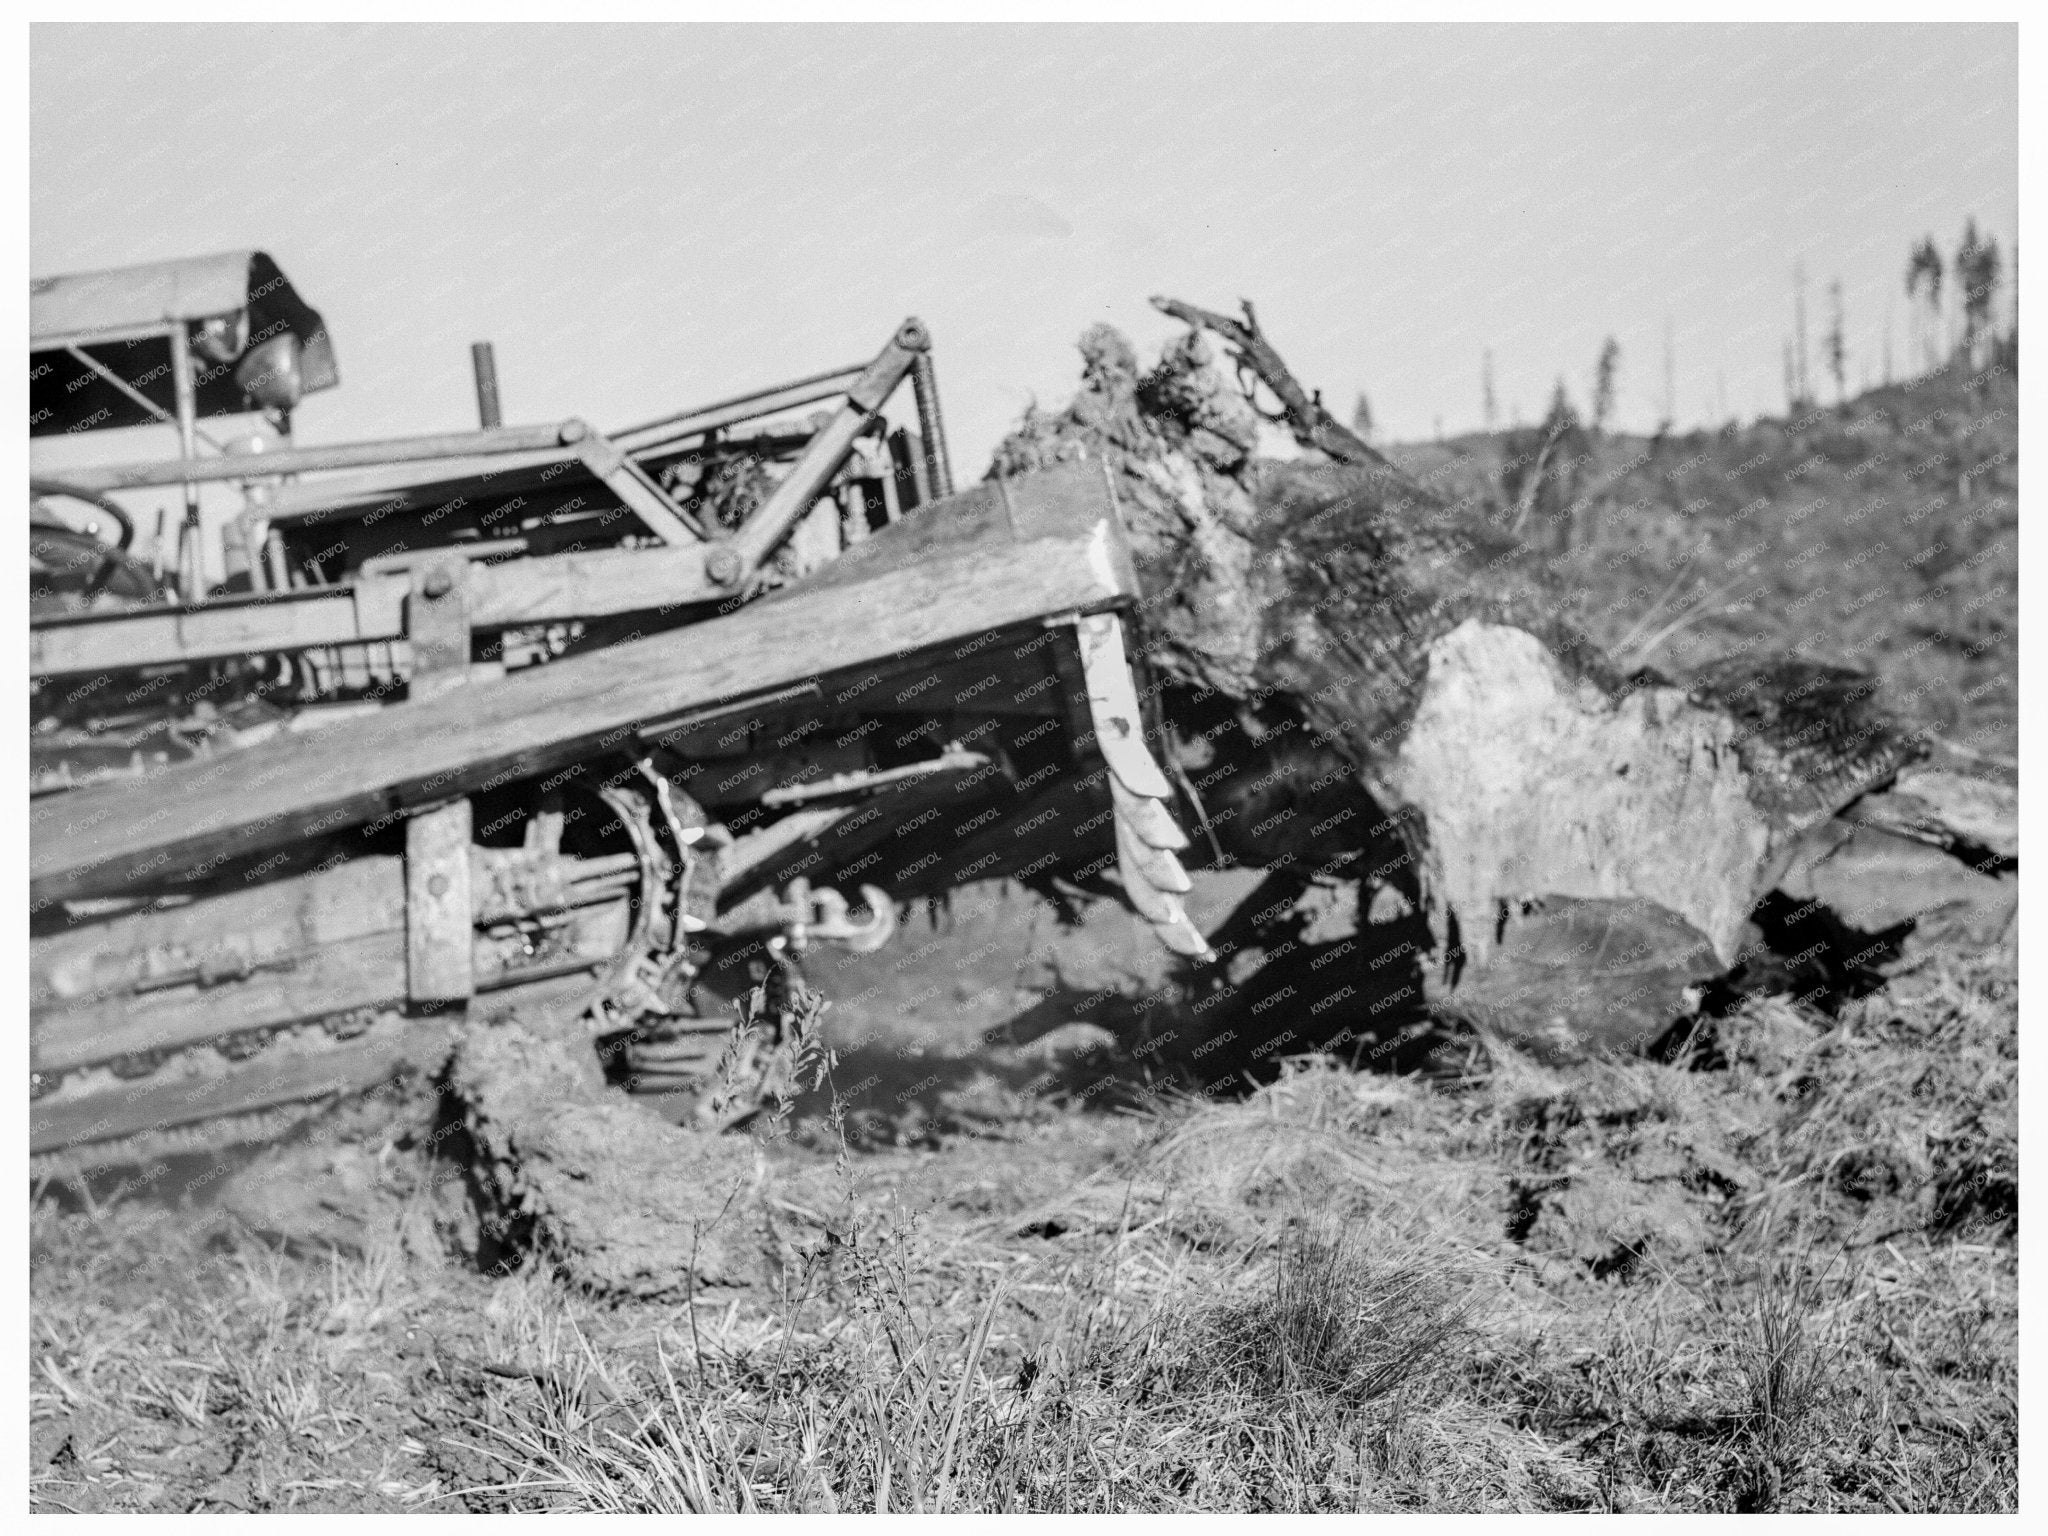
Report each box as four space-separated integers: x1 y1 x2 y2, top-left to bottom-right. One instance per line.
21 15 2025 1515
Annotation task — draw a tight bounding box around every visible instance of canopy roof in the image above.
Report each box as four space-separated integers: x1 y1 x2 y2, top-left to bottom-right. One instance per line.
30 250 338 436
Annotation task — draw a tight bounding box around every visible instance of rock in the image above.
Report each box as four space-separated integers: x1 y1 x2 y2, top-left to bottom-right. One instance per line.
1019 1022 1120 1060
1845 768 2018 862
448 1019 767 1296
1367 885 1414 925
1776 820 2018 960
1447 896 1722 1060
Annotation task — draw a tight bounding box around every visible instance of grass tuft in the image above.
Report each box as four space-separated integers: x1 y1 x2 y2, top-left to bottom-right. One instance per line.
1183 1220 1473 1408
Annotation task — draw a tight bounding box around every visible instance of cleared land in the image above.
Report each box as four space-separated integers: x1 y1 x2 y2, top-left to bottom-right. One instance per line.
28 362 2018 1514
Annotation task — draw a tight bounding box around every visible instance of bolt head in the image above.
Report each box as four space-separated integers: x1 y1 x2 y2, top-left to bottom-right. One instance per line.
422 566 455 599
427 873 450 898
706 547 744 585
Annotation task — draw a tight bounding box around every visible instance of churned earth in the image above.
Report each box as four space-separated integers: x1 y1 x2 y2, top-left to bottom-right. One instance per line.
28 360 2019 1514
27 917 2017 1513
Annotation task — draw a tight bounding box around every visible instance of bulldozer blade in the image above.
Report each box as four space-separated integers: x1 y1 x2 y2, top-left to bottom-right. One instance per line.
1076 612 1214 961
31 463 1142 906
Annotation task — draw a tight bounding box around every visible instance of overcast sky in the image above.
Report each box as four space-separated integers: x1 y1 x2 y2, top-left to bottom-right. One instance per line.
32 23 2017 477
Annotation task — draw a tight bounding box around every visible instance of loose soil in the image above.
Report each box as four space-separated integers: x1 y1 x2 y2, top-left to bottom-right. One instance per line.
27 360 2019 1513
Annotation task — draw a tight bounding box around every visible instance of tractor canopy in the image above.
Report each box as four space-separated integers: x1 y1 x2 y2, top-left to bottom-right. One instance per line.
30 250 338 436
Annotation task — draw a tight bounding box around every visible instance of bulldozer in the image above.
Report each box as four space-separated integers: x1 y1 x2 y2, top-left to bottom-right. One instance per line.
29 250 1211 1169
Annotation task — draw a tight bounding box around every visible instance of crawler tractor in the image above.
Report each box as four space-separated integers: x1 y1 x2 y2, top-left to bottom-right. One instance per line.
29 251 1208 1167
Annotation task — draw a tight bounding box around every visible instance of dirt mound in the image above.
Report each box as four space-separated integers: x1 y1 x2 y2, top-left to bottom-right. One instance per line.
449 1018 770 1295
220 1139 462 1262
1500 1060 1760 1276
1729 945 2018 1241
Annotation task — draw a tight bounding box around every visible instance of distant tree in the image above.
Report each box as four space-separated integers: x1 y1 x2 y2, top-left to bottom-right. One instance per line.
1590 336 1620 434
1501 380 1589 550
1482 349 1498 432
1955 219 2002 369
1792 260 1811 407
1998 242 2018 371
1660 315 1676 430
1351 392 1374 442
1824 279 1847 402
1906 236 1944 371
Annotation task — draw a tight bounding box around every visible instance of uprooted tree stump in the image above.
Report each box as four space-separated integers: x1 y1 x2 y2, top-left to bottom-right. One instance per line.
991 298 2014 1061
448 1011 773 1295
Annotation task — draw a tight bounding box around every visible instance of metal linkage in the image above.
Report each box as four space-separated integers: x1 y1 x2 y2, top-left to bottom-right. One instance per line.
471 341 502 428
911 348 955 499
707 318 934 588
559 419 704 545
53 421 574 495
406 559 474 701
406 800 475 1004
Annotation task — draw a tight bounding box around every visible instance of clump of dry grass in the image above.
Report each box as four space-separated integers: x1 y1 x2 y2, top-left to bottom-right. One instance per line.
1725 1254 1843 1511
1182 1221 1474 1406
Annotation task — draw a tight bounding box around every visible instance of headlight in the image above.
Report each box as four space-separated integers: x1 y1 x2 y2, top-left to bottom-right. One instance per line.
234 332 304 412
193 313 248 366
